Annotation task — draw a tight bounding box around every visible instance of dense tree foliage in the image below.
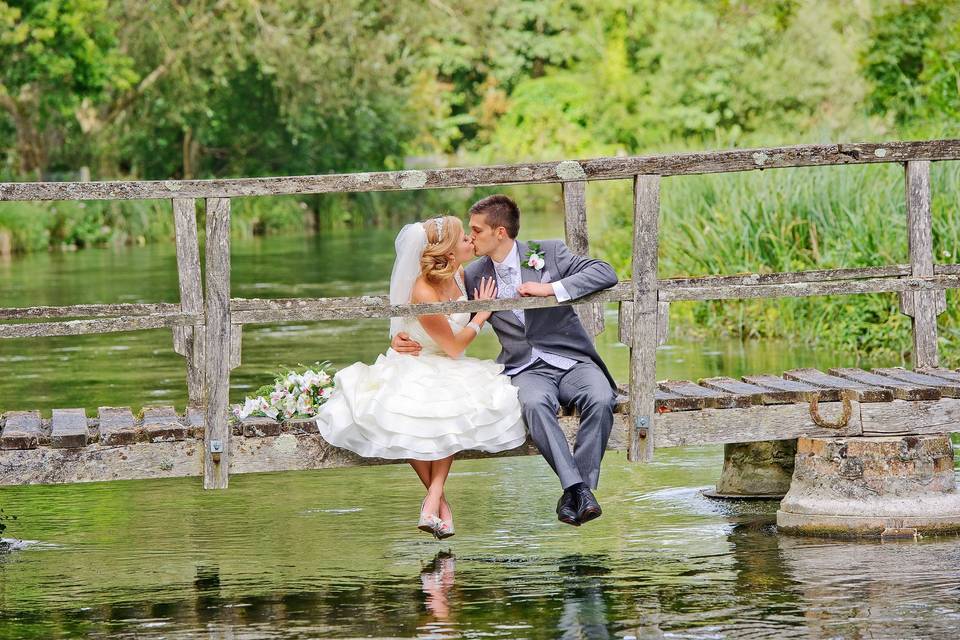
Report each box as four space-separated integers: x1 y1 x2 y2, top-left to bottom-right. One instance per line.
1 0 955 182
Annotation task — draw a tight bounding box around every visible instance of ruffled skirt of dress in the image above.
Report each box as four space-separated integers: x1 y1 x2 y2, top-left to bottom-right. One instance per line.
315 350 527 460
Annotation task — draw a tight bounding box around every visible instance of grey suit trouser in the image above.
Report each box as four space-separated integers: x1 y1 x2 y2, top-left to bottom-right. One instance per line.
510 359 617 490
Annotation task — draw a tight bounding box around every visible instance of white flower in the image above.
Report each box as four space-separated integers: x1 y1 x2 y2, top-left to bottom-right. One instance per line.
318 371 331 385
296 394 313 414
282 394 298 417
263 404 279 420
320 387 333 400
528 255 546 270
236 397 261 420
301 370 322 389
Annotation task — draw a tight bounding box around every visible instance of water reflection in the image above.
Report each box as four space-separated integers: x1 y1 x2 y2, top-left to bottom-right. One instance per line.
556 555 613 639
419 551 456 622
776 535 960 638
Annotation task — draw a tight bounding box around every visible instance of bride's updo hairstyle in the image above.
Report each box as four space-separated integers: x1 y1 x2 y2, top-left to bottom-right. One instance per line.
420 215 463 284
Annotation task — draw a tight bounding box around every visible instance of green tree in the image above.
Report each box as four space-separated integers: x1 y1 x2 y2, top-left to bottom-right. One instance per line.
0 0 137 176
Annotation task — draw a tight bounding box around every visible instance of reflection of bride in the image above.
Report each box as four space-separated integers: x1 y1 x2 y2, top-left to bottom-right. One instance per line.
315 216 525 539
420 551 456 620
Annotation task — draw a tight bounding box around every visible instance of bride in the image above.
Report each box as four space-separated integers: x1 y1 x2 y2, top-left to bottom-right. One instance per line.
315 215 526 539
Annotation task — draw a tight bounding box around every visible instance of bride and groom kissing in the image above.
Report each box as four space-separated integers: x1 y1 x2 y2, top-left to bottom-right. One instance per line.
315 194 619 539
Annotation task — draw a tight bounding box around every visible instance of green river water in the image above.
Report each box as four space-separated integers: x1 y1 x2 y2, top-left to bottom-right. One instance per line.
0 211 957 638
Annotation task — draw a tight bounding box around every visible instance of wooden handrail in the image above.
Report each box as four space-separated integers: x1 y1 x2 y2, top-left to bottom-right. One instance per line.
1 139 958 201
5 265 960 336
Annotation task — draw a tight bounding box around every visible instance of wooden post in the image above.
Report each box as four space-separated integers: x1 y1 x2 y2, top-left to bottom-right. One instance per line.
562 181 604 339
203 197 232 489
629 175 660 462
899 161 945 368
171 198 205 408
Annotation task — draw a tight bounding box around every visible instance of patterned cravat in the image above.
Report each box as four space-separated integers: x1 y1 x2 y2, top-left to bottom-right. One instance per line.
493 264 523 323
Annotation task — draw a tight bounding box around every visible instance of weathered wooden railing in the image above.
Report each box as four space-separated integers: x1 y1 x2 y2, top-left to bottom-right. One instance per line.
1 139 959 489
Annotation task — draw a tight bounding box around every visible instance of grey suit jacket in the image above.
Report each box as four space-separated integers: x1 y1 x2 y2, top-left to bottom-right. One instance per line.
464 239 619 390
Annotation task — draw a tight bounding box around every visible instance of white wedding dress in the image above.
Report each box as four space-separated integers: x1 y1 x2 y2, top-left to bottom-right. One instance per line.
315 273 526 460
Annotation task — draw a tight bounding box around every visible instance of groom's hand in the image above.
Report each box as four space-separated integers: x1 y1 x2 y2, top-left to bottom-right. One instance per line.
391 331 422 355
517 282 555 297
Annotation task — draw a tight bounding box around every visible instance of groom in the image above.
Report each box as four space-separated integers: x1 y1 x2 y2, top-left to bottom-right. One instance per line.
392 194 619 527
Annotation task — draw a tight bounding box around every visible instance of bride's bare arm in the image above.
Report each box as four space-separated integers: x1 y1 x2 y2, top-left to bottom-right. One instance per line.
411 277 496 358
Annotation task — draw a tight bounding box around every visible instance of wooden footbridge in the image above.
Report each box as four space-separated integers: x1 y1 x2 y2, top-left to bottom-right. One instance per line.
1 139 959 489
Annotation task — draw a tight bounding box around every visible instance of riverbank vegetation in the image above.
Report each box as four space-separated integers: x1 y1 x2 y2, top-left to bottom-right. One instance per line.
1 0 958 358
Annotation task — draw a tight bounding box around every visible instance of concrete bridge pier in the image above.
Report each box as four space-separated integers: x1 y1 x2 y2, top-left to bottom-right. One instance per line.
703 440 796 499
777 434 960 537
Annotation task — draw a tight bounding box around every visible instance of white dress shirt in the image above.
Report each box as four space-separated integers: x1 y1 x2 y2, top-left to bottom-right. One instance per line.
492 241 577 375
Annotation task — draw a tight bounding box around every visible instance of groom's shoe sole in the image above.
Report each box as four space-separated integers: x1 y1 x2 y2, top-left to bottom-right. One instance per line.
577 505 602 524
558 512 581 527
574 487 602 525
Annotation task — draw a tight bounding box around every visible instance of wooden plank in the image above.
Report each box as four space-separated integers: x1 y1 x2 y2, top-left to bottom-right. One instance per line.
653 401 863 448
232 283 631 324
860 398 960 435
241 417 282 438
829 367 940 401
659 265 911 288
629 175 660 462
0 262 938 331
0 313 198 339
783 368 895 402
50 409 88 448
225 268 960 327
0 302 182 320
142 406 187 442
172 198 205 407
0 411 42 450
900 161 942 368
698 377 792 405
658 274 960 302
872 368 960 398
562 180 604 340
742 374 840 402
285 416 320 434
203 197 232 489
229 323 242 370
654 389 704 412
98 407 139 445
621 300 669 347
3 139 958 201
916 367 960 384
657 380 752 409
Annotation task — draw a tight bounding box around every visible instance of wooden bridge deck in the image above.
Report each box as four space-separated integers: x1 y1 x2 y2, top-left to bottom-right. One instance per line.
2 366 958 487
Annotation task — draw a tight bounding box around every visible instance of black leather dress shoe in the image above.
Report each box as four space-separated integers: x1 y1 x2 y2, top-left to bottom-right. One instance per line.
557 488 580 527
574 486 602 524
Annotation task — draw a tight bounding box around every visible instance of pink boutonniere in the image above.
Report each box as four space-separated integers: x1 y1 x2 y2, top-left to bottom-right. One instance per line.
525 242 545 271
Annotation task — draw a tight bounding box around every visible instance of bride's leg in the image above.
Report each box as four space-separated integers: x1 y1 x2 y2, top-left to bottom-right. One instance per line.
425 456 454 518
414 459 453 524
410 459 435 523
409 459 432 489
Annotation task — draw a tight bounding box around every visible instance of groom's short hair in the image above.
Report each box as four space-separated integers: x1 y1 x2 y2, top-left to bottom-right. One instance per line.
469 194 520 239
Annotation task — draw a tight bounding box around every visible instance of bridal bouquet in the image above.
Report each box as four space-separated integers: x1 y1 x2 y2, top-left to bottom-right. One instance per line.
233 362 337 422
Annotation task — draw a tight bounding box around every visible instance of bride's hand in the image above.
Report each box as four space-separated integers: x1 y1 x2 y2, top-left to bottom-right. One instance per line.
471 276 496 325
473 276 497 300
